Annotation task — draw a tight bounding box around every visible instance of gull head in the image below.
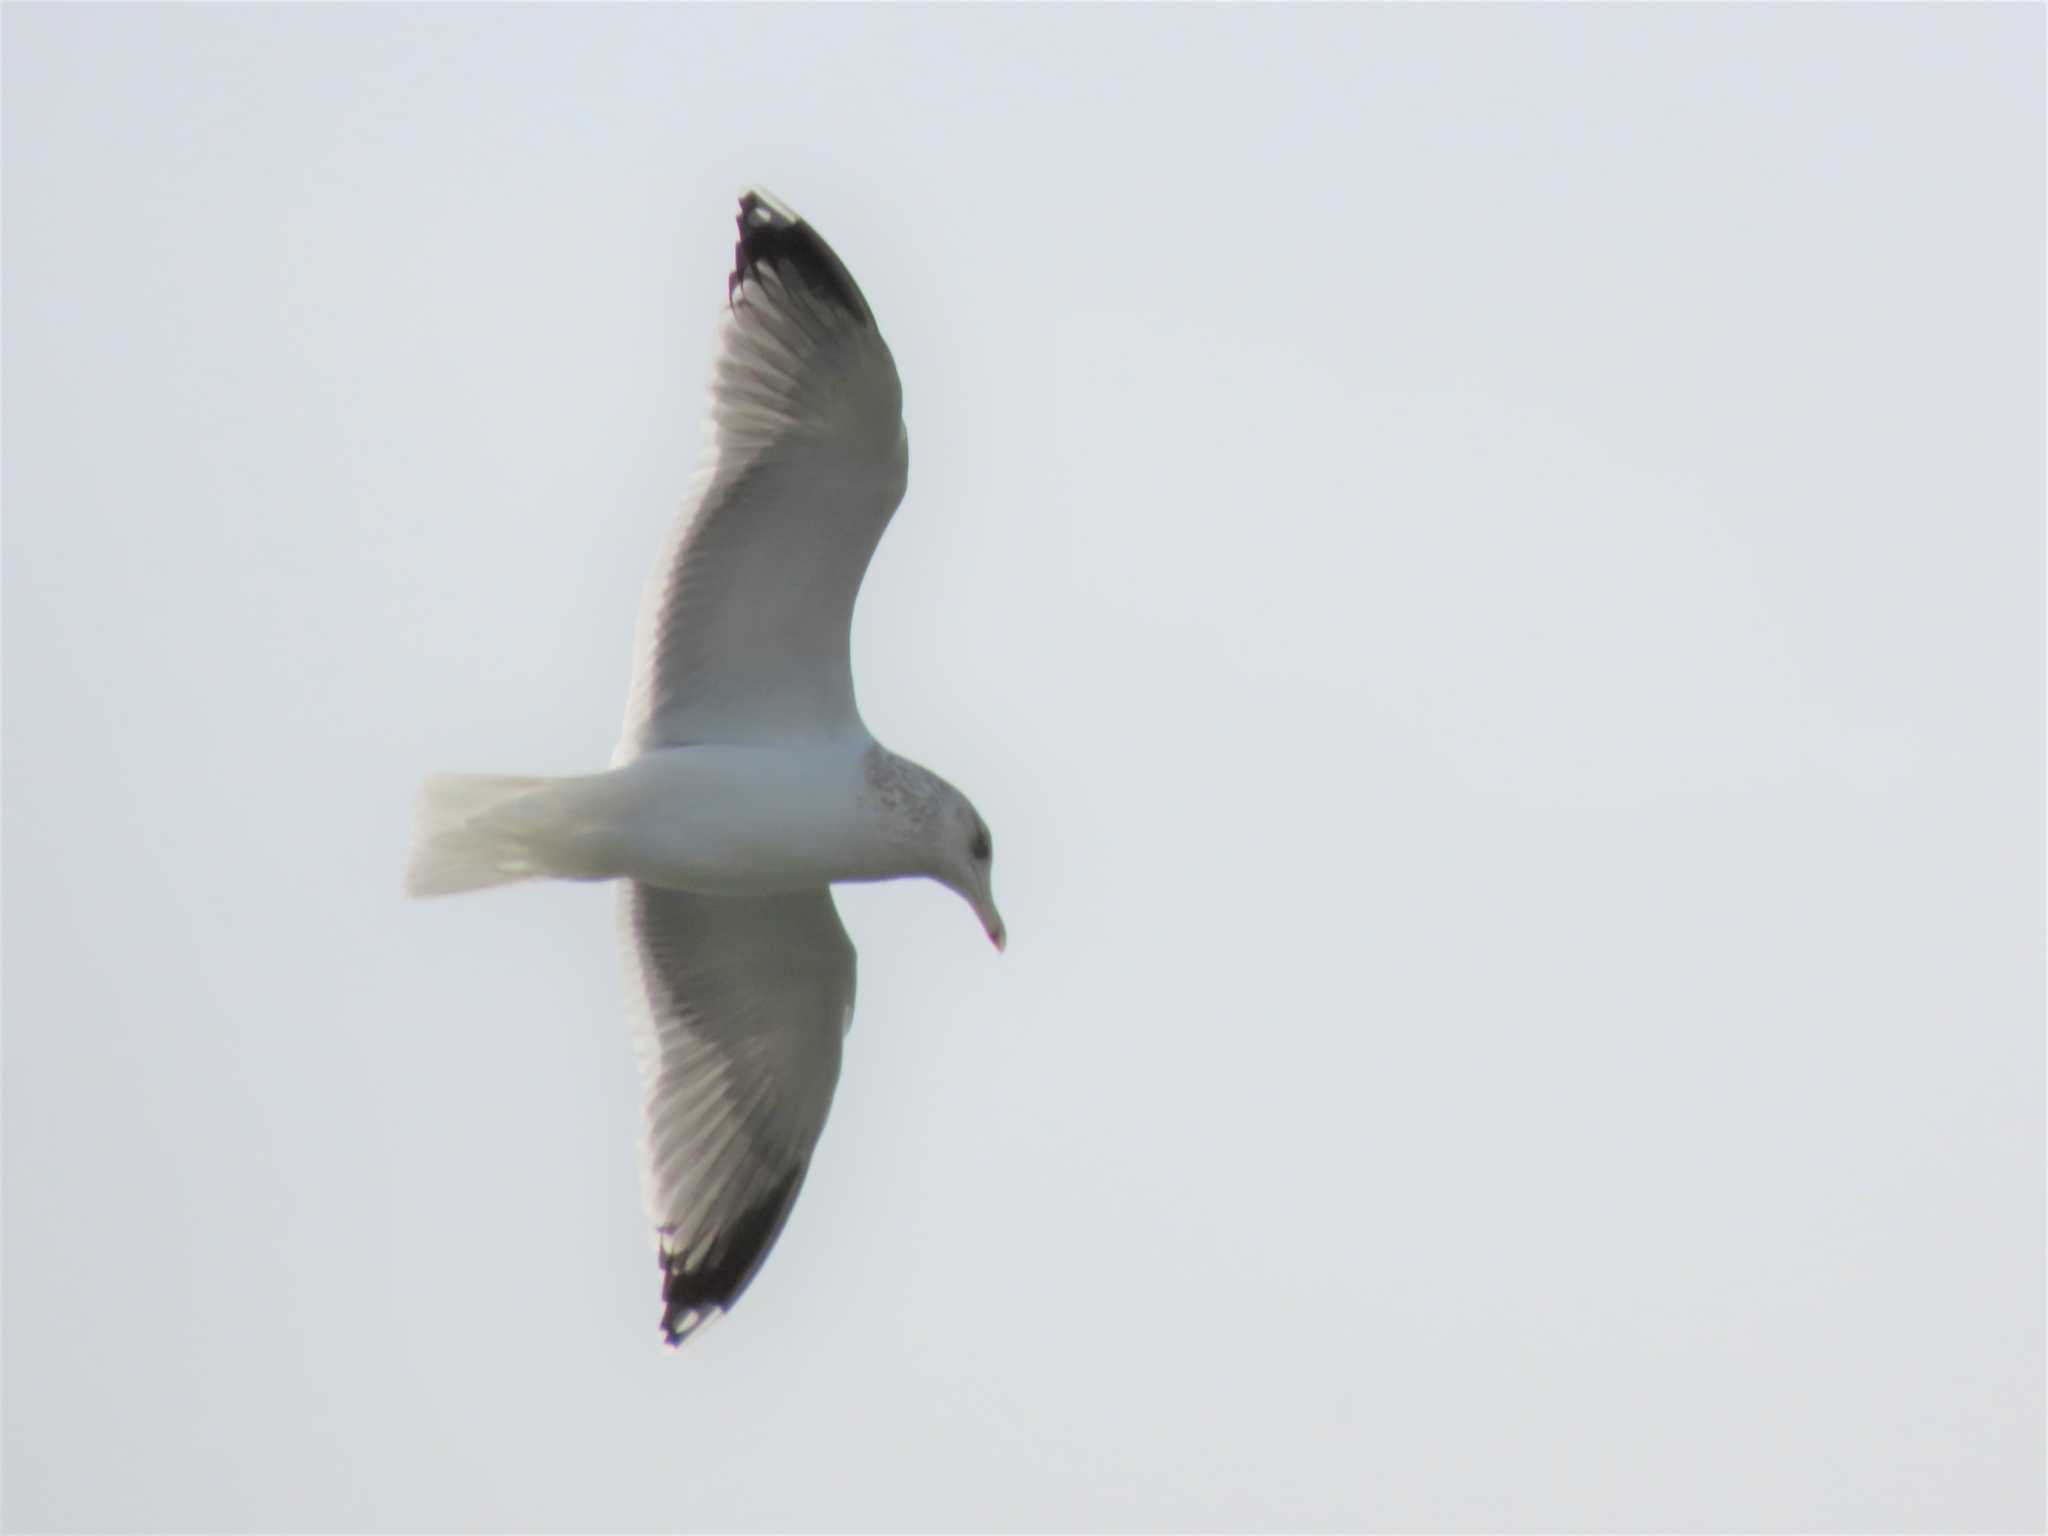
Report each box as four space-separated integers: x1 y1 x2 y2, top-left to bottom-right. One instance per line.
946 802 1006 953
867 747 1005 950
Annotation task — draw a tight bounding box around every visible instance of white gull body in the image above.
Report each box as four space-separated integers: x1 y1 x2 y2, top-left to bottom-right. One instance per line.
405 191 1003 1346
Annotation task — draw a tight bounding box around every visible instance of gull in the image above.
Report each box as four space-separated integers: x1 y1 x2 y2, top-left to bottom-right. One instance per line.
406 190 1004 1347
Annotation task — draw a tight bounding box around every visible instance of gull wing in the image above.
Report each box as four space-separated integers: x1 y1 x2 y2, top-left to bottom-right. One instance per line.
619 882 855 1346
620 191 909 755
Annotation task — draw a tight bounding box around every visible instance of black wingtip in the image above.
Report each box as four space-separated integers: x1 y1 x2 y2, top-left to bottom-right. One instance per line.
658 1161 811 1348
727 189 874 326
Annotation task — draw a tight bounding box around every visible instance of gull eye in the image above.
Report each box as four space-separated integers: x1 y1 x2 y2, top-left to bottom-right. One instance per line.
970 828 991 863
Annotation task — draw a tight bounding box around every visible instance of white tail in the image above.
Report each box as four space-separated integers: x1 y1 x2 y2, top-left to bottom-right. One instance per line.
405 774 564 897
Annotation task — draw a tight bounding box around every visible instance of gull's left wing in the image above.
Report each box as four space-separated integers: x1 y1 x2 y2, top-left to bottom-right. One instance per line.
619 882 856 1346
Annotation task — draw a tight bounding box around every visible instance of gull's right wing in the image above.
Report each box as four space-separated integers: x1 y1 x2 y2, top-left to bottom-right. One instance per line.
619 191 909 756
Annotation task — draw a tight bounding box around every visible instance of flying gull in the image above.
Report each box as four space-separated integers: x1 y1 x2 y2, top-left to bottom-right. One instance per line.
406 190 1004 1347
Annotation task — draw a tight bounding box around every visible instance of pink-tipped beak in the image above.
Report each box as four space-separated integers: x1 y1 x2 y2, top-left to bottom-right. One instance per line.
974 893 1006 953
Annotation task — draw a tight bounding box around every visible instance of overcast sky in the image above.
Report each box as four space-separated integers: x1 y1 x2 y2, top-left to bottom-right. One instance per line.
4 6 2042 1532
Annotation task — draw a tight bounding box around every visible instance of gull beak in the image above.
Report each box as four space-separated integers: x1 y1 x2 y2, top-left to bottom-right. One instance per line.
976 896 1007 954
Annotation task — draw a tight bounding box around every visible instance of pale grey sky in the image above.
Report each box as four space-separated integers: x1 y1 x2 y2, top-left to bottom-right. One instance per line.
3 5 2042 1532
